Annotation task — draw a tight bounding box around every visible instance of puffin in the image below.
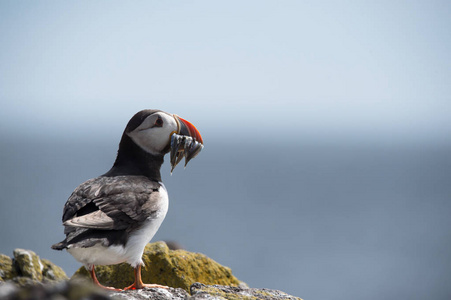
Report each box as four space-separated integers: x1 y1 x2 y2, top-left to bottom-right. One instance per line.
51 109 203 290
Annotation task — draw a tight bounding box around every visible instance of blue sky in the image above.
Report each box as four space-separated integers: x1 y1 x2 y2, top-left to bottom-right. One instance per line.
1 1 450 142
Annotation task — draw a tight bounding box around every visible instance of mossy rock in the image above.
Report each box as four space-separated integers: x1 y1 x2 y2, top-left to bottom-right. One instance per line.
13 249 43 281
41 258 68 281
72 241 242 291
0 249 68 286
0 253 18 281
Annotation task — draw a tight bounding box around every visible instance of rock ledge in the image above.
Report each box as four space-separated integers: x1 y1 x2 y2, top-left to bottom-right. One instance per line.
0 244 303 299
0 281 302 300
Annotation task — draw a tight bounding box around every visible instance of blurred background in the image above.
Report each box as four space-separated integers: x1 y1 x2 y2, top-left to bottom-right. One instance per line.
1 1 450 299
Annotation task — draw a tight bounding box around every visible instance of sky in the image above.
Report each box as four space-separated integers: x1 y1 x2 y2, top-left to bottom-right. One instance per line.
0 0 450 143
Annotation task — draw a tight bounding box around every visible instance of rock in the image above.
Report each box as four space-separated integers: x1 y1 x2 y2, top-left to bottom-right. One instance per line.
0 254 18 281
41 258 68 281
13 249 43 281
164 241 184 250
0 278 110 300
0 249 68 286
0 282 303 300
109 287 189 300
0 282 18 299
73 242 242 291
1 247 304 299
190 283 303 300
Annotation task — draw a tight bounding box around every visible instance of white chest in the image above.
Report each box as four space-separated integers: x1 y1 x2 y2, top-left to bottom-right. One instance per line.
123 184 169 266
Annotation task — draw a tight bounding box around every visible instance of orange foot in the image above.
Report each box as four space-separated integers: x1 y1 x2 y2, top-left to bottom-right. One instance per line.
123 265 169 290
89 266 122 291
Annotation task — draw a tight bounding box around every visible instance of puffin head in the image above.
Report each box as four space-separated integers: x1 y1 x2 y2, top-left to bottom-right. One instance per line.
125 109 203 172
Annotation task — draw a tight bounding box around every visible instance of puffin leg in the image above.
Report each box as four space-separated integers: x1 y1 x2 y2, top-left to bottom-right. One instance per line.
89 265 121 291
123 264 169 290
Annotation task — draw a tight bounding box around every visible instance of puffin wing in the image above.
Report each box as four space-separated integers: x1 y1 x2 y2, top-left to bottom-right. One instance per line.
62 177 101 223
63 210 115 229
62 175 163 231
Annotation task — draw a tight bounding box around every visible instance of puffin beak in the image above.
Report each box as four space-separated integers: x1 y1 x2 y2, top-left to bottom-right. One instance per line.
170 115 204 173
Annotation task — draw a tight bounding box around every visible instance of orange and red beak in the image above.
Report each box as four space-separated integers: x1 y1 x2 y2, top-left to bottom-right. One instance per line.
175 116 203 144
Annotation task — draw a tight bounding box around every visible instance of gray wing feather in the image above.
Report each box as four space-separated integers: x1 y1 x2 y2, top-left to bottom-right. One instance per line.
62 175 162 230
63 210 115 229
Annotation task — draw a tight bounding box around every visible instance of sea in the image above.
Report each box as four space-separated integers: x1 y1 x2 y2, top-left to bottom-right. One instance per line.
1 135 450 300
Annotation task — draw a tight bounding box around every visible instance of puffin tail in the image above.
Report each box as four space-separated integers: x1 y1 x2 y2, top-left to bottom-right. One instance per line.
51 240 67 251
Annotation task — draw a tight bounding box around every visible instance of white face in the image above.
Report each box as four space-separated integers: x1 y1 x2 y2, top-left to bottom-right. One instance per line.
127 112 178 155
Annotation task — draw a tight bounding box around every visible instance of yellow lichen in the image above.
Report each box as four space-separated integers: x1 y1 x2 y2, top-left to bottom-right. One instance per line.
41 258 68 281
0 253 18 281
72 241 242 291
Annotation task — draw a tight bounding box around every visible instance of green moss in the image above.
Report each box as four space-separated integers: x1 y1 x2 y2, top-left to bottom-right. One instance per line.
11 276 38 287
72 241 242 291
41 258 68 281
13 249 43 281
73 263 134 288
0 253 18 281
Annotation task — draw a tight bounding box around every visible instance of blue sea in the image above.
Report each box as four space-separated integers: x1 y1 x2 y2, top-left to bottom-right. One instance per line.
1 135 450 300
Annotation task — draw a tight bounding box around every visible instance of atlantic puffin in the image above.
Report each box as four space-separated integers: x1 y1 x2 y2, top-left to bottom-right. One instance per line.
51 109 203 290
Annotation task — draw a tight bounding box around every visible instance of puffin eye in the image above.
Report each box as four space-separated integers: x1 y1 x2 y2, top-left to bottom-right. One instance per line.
154 117 163 127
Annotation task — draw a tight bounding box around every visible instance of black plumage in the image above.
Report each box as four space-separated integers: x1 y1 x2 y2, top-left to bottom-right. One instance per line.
52 176 163 250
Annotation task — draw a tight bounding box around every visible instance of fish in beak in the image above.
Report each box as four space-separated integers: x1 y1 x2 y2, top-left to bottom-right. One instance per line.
170 115 204 173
